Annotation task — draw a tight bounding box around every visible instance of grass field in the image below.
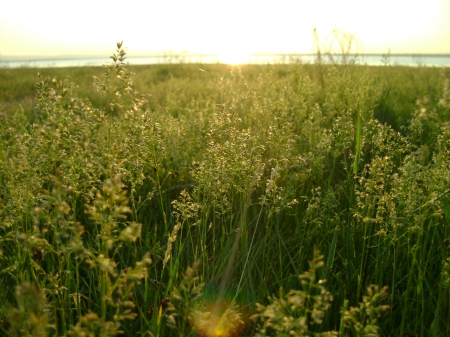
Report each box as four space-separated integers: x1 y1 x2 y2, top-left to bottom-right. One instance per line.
1 44 449 336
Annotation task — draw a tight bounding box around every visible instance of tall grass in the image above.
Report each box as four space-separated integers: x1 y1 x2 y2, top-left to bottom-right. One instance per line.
0 43 449 336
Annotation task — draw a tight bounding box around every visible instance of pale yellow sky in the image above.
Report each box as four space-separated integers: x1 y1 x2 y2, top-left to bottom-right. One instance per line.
1 0 449 60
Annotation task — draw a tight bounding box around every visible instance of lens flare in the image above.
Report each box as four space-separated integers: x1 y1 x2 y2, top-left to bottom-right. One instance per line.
190 300 245 337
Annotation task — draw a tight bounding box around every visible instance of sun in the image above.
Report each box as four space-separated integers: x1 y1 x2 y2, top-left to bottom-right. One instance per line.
217 52 251 65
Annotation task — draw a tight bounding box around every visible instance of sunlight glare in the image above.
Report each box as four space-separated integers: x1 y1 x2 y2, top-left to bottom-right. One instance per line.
0 0 449 57
217 52 251 65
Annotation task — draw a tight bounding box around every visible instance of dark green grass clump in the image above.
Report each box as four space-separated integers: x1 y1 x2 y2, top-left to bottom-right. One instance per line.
1 43 450 336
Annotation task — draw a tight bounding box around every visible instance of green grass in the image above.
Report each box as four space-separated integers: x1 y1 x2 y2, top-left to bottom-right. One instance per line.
1 44 449 336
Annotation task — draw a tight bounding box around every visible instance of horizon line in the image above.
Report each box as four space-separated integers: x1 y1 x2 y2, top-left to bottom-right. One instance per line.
2 52 450 62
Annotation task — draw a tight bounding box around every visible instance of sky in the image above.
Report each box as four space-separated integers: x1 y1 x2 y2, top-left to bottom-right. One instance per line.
1 0 449 61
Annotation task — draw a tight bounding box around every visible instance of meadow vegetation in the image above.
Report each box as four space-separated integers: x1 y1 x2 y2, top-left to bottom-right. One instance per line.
0 42 450 336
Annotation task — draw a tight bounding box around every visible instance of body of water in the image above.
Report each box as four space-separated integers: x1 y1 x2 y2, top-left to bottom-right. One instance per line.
1 54 450 68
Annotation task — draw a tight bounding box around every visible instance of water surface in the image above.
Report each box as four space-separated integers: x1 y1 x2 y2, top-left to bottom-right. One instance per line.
1 54 449 68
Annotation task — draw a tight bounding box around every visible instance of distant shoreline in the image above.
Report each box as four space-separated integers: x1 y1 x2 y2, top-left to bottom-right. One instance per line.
2 53 450 63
